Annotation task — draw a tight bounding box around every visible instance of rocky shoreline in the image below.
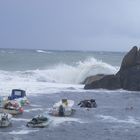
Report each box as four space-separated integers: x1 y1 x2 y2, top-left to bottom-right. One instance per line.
84 46 140 91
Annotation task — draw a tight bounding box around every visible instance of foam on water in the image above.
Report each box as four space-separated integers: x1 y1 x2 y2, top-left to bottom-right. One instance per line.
9 130 39 135
97 115 140 125
0 57 118 96
24 108 44 113
12 118 30 122
36 50 52 53
30 104 42 107
50 116 87 127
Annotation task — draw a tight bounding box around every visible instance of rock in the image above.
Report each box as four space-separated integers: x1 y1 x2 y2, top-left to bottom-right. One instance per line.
119 46 137 71
84 75 121 90
84 46 140 91
136 49 140 64
118 65 140 91
82 74 105 85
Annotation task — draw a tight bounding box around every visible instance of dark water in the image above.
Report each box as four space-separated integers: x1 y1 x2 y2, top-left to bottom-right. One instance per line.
1 90 140 140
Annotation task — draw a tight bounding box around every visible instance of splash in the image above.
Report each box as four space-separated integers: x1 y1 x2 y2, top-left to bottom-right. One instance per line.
0 57 118 95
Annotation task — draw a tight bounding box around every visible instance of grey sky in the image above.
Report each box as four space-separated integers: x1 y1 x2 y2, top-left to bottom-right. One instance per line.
0 0 140 51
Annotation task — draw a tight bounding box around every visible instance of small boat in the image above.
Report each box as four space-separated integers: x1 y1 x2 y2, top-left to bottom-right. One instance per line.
49 99 75 117
0 113 12 128
8 89 29 106
26 114 51 128
78 99 97 108
3 101 23 115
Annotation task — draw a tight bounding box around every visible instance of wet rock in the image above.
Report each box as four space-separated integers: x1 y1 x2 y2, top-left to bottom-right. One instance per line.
82 74 105 85
84 75 121 90
119 46 137 71
84 46 140 91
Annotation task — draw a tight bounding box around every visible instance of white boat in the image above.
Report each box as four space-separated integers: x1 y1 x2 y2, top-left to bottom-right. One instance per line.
53 99 74 108
26 114 51 128
0 113 12 128
49 99 75 117
8 89 29 106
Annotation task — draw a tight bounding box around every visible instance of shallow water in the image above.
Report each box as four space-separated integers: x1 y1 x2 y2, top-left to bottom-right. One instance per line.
1 90 140 140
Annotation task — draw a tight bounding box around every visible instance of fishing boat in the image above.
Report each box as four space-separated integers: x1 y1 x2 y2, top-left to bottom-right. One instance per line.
3 101 23 115
49 99 75 117
26 114 51 128
0 113 12 128
8 89 29 106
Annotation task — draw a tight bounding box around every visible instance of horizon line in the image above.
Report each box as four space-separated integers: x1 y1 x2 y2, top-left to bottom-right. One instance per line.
0 47 126 53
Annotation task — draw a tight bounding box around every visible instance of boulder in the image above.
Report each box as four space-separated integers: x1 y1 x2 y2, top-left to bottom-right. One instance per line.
84 75 121 90
119 46 137 71
84 46 140 91
118 65 140 91
82 74 105 85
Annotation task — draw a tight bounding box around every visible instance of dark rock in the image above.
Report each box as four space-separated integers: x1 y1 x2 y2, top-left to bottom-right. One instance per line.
84 46 140 91
84 75 121 90
118 65 140 91
119 46 137 71
82 74 105 85
136 49 140 64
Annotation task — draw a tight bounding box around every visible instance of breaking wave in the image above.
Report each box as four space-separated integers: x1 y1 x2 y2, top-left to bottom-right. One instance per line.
36 50 52 54
0 57 119 95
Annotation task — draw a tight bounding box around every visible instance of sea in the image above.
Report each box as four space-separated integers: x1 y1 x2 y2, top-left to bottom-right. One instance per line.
0 49 123 96
1 49 140 140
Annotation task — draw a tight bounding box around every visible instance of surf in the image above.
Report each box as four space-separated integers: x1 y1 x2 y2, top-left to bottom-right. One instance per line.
0 57 119 95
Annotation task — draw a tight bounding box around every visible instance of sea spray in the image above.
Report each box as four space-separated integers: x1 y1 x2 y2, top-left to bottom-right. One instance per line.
0 57 118 83
0 57 119 95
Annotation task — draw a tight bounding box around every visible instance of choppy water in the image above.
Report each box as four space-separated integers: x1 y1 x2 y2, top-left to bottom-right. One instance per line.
1 90 140 140
0 49 125 96
1 49 140 140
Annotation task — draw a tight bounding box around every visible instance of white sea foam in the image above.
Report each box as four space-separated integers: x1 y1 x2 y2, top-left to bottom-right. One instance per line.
0 57 119 96
24 108 44 113
30 104 42 107
12 118 30 122
9 130 38 135
97 115 140 125
50 116 87 127
36 50 52 53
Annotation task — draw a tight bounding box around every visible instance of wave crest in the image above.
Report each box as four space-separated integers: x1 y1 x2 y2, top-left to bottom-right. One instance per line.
0 57 118 84
0 57 119 95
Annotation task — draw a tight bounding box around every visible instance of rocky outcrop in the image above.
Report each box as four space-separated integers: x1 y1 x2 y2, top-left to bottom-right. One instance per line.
119 46 137 71
117 65 140 91
84 46 140 91
82 74 105 85
84 74 121 90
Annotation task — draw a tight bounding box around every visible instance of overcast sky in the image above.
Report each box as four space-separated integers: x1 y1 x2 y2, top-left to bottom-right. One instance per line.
0 0 140 51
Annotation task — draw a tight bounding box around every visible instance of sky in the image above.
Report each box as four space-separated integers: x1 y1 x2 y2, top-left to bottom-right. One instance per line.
0 0 140 51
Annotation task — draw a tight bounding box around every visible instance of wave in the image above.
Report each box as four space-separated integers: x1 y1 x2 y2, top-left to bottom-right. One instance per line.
97 115 140 125
9 130 39 135
0 57 118 83
36 49 52 54
0 57 119 95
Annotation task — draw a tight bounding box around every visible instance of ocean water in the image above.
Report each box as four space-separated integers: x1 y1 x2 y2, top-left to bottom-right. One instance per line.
1 49 140 140
0 48 124 96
